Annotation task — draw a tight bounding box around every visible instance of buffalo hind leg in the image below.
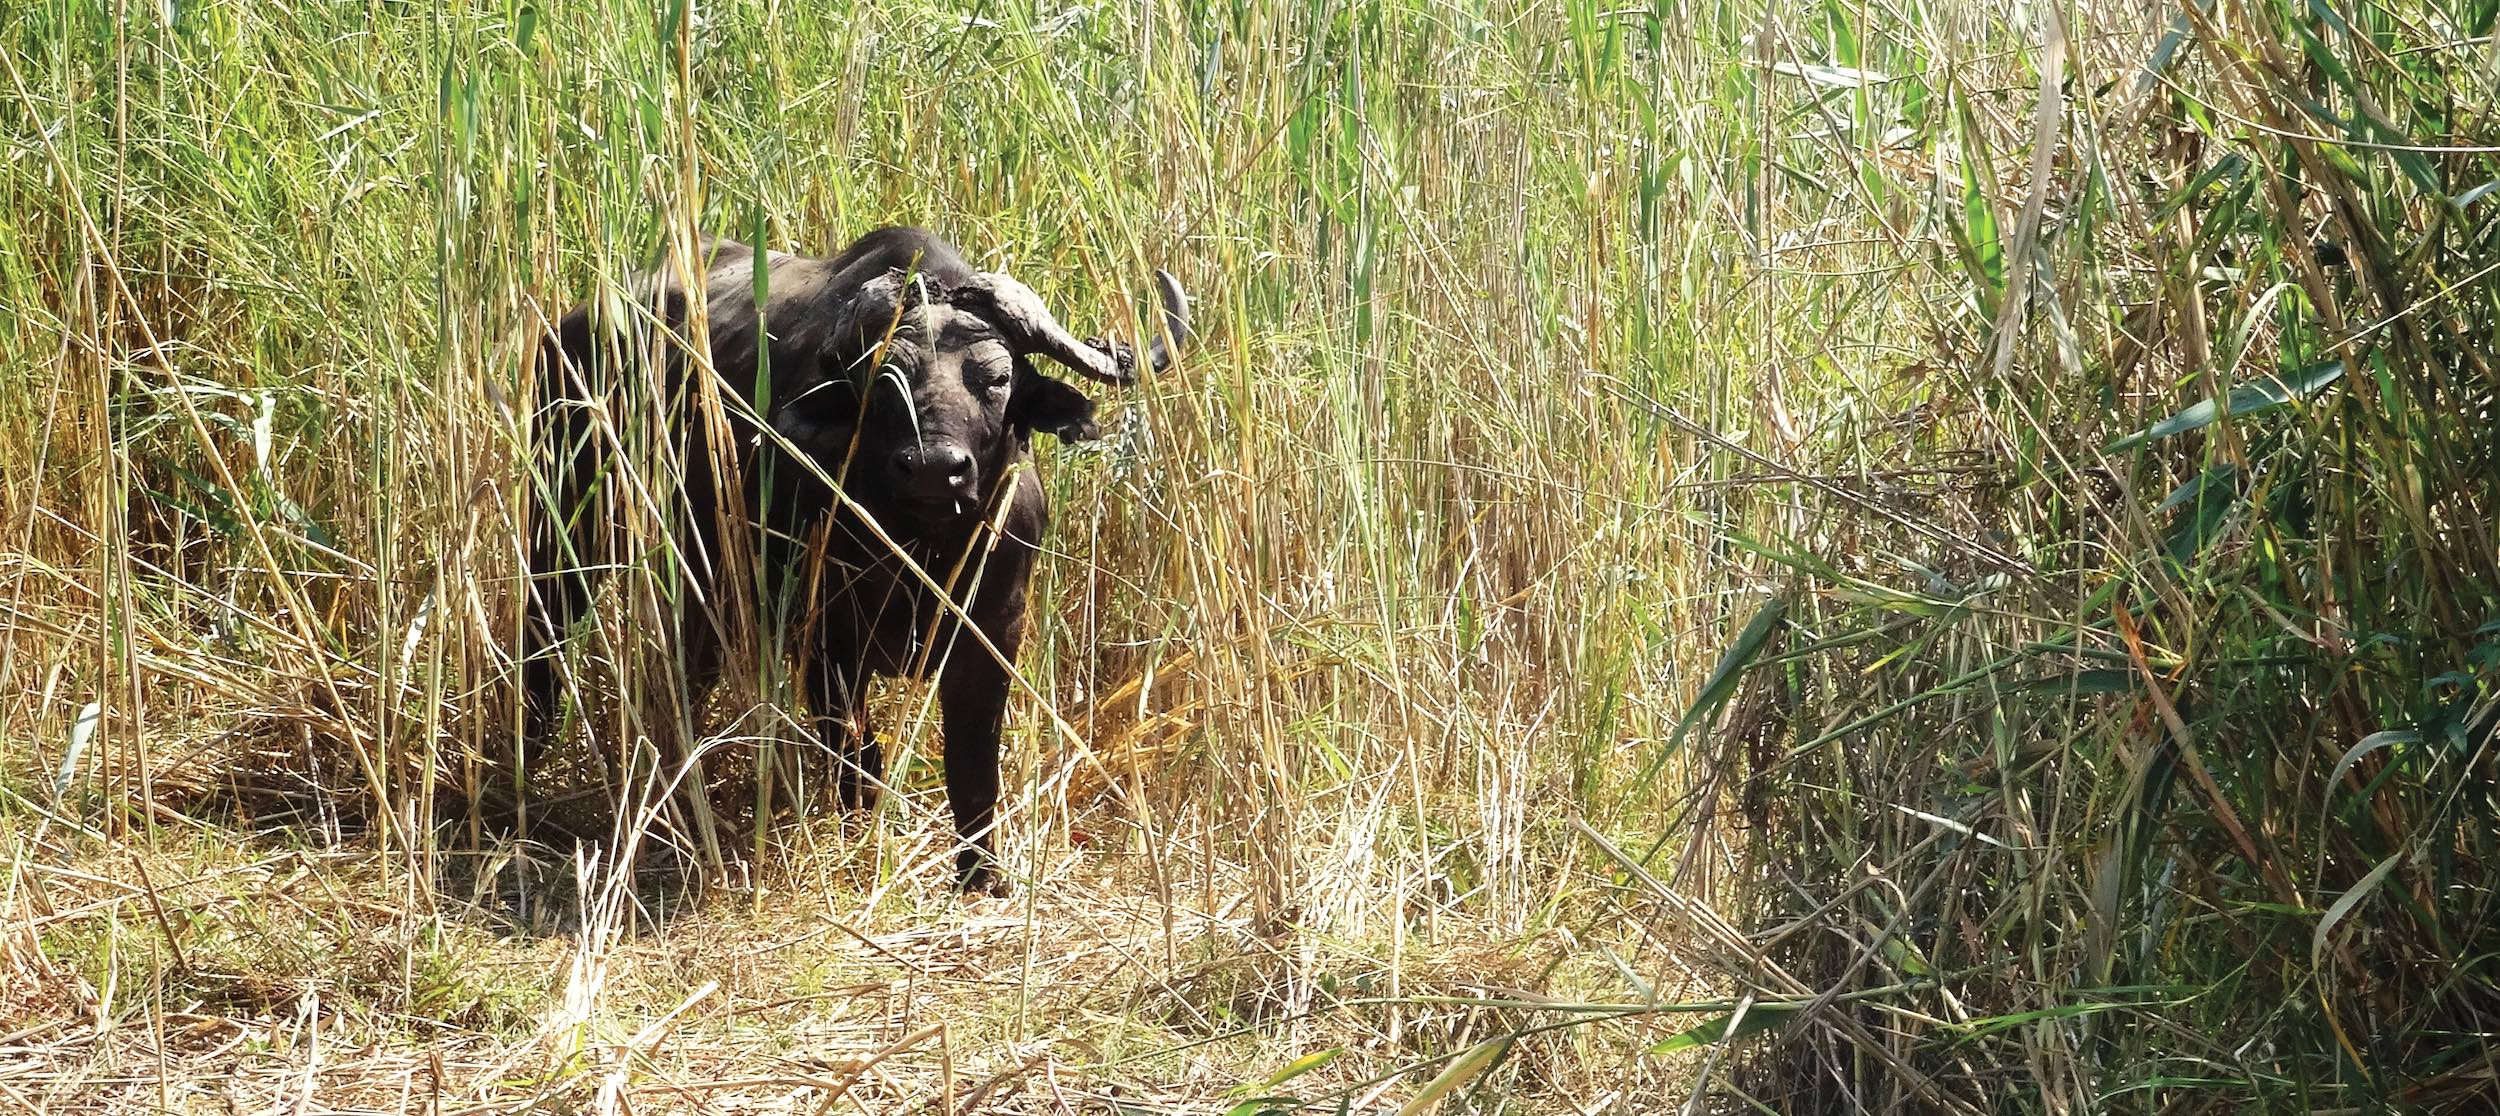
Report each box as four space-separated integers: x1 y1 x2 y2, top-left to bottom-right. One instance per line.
836 719 885 813
939 652 1012 897
807 656 884 812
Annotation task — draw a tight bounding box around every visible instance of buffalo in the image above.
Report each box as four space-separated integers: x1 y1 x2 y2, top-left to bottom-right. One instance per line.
526 227 1187 895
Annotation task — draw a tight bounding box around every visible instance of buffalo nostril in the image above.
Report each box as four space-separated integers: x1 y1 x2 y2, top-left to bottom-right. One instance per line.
935 447 973 483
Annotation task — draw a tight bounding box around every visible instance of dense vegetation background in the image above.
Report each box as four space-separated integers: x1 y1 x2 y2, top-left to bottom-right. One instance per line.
3 0 2495 1111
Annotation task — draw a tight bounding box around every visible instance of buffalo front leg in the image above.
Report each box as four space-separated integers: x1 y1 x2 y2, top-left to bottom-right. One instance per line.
939 652 1014 896
807 656 883 812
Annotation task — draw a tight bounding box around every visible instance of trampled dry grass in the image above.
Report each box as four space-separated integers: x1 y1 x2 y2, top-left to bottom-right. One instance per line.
4 803 1721 1113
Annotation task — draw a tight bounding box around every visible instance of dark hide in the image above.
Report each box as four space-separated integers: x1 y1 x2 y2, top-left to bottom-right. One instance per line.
526 227 1180 895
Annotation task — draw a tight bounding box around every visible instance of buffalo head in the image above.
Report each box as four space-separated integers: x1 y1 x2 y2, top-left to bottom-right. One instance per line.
766 250 1190 522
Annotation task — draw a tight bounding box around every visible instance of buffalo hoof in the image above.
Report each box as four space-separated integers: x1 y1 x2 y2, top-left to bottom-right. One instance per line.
957 856 1012 899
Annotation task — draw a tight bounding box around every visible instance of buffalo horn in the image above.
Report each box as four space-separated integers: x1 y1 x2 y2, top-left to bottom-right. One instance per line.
963 269 1192 385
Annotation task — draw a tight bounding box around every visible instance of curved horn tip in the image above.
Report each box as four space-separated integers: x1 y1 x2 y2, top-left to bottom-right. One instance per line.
1146 269 1191 374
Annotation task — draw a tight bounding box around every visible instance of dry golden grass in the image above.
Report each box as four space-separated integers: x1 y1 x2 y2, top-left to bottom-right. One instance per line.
3 805 1720 1113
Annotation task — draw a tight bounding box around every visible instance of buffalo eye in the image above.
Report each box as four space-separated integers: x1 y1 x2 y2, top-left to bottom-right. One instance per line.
816 378 861 416
876 354 913 391
967 341 1014 398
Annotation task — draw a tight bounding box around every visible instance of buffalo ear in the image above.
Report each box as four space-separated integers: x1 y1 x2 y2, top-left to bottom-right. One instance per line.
1010 364 1101 442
